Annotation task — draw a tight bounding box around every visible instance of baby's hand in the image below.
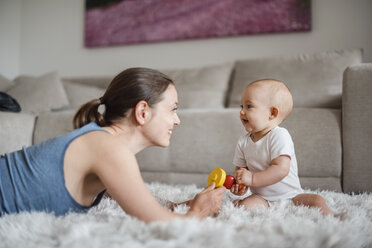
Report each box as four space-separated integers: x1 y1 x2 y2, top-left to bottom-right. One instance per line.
230 184 248 195
235 167 253 186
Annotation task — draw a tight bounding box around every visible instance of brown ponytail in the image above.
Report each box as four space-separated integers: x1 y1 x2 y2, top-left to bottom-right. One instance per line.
73 67 174 129
73 98 106 129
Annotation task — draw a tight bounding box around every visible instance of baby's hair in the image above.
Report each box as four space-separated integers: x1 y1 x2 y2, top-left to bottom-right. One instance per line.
248 79 293 121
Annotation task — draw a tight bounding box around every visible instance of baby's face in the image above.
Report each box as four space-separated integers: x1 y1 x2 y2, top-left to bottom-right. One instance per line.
240 84 272 134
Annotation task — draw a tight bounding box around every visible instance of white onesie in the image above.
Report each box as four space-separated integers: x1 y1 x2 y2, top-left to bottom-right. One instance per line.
232 126 303 201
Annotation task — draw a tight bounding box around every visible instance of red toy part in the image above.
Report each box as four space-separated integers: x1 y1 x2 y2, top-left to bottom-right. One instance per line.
223 175 235 189
208 168 246 190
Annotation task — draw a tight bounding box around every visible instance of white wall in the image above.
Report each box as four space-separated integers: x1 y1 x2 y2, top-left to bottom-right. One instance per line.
0 0 22 79
1 0 371 79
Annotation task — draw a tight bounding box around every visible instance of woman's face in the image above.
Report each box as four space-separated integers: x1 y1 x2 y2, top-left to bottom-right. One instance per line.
144 84 180 147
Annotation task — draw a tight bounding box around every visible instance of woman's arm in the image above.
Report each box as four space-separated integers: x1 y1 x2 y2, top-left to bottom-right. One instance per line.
92 139 225 223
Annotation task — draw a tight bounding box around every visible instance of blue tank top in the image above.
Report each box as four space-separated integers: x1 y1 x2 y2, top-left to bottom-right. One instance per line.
0 122 107 216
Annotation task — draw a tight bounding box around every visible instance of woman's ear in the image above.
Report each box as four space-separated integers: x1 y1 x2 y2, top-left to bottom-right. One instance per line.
269 106 279 120
134 100 150 125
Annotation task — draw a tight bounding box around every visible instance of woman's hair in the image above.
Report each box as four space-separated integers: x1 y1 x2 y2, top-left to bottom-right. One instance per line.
73 67 174 128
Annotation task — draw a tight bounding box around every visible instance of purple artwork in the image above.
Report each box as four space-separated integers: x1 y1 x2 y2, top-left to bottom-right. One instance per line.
84 0 311 47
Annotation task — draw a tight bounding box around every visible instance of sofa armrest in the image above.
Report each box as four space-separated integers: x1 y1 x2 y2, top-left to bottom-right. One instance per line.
342 63 372 193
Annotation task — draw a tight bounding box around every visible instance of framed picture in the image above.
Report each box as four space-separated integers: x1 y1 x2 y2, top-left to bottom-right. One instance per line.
84 0 311 47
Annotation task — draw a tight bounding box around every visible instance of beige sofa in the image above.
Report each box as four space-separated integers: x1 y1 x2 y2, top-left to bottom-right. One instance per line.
1 49 371 194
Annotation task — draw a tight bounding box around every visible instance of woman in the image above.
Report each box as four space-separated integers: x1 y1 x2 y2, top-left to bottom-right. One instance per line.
0 68 226 222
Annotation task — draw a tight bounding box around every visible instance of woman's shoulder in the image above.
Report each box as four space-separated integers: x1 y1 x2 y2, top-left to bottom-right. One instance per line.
84 132 139 181
75 130 135 165
84 130 131 151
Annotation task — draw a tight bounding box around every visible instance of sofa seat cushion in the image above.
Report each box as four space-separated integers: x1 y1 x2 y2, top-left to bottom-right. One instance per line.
0 112 35 155
136 146 170 172
33 110 75 144
137 108 243 173
300 177 341 192
138 108 341 184
228 49 363 108
342 63 372 193
169 109 243 174
282 108 342 178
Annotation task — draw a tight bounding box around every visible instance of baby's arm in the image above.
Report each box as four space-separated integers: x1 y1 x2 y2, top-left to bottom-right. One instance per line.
235 155 290 187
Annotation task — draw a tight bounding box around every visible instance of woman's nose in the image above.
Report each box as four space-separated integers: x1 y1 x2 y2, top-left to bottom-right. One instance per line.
174 114 181 126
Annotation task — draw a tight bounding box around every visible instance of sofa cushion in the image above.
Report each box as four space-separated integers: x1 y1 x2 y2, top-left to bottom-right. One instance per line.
281 108 342 178
33 110 75 144
136 109 244 175
300 177 341 192
136 146 170 172
63 81 106 109
62 77 112 89
137 108 341 190
162 63 233 109
7 72 69 114
0 74 14 91
169 108 244 174
63 64 234 109
342 63 372 193
0 112 35 154
228 49 363 108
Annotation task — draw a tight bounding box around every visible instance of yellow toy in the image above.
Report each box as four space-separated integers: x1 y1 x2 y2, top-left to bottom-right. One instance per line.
208 168 245 190
207 168 227 188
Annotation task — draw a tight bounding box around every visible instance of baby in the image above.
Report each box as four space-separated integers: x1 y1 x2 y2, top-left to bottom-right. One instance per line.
231 79 333 216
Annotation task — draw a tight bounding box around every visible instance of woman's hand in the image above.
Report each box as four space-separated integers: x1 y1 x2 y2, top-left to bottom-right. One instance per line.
186 182 226 219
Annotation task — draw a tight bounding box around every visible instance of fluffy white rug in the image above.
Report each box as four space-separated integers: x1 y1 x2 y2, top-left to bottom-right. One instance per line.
0 183 371 248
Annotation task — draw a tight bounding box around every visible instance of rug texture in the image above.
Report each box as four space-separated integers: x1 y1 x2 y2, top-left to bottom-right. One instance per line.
0 183 371 248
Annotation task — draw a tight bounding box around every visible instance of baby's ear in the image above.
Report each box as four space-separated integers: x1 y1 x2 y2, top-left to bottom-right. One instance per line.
269 106 279 120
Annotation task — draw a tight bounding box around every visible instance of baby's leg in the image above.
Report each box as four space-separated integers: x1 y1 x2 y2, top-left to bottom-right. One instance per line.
234 194 269 210
292 193 333 216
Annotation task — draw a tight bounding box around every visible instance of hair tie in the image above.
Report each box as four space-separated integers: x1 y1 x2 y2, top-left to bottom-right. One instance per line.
97 97 106 114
